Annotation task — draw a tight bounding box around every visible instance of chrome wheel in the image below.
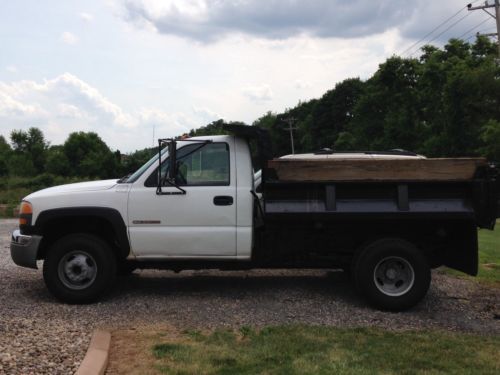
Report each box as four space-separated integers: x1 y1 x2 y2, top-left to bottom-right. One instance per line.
373 256 415 297
57 250 97 290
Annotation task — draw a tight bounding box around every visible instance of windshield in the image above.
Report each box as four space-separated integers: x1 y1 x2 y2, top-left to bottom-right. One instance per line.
123 147 168 183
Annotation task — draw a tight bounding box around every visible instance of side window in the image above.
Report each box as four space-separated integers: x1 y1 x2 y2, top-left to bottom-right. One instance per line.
145 143 230 187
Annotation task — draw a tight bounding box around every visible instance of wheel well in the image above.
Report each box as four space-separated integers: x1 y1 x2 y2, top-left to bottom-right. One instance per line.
37 216 126 261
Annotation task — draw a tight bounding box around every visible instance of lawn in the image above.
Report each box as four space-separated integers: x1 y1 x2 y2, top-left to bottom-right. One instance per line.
129 326 500 375
476 221 500 283
443 220 500 284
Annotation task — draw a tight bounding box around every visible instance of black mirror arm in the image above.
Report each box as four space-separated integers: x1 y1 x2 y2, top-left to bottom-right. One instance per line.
156 138 186 196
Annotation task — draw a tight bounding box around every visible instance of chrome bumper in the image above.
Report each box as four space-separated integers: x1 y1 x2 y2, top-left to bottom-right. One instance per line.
10 230 42 269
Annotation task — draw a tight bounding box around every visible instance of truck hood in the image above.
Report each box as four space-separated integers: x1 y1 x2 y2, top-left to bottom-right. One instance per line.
25 179 119 199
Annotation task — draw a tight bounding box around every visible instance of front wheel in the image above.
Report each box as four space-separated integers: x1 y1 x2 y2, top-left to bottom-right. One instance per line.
43 234 117 304
353 238 431 311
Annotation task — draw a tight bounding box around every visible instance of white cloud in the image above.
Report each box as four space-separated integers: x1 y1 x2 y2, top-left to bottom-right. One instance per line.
294 80 311 90
192 106 219 122
122 0 417 43
0 74 193 151
60 31 78 45
242 84 273 103
79 12 94 22
6 65 18 73
121 0 481 48
0 89 43 117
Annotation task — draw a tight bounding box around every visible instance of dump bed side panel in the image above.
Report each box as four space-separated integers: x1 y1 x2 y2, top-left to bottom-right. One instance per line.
260 181 485 275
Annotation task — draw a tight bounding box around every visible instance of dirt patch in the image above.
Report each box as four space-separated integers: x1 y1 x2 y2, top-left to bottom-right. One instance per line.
107 325 177 375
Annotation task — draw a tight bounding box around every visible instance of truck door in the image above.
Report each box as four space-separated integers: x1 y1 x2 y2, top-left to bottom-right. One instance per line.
127 138 237 257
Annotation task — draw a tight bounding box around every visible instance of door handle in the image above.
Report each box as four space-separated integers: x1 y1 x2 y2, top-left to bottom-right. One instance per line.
213 196 233 206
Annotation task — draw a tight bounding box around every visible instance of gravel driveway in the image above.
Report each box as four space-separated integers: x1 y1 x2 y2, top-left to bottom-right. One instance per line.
0 218 499 374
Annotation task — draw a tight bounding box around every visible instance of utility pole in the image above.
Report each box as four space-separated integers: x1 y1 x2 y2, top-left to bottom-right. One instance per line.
467 0 500 60
282 117 297 154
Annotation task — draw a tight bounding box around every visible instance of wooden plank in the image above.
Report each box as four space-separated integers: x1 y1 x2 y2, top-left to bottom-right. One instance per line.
267 158 487 182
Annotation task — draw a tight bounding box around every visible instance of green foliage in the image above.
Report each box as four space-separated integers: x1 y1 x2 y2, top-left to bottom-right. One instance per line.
189 119 229 137
0 175 93 206
7 153 36 177
45 146 71 176
10 127 49 174
479 120 500 162
120 147 156 175
63 131 118 178
249 37 500 158
150 326 500 374
0 136 10 176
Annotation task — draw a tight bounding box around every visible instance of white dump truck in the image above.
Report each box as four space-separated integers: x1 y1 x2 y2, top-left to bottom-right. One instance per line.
11 125 500 310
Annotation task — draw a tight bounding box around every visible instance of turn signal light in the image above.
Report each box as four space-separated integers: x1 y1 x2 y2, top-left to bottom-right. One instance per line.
19 201 33 226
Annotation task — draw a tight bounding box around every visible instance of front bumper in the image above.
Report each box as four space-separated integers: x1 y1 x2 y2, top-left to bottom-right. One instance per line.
10 230 42 269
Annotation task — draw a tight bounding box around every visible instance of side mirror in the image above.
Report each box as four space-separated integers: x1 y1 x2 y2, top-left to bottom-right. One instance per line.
157 138 186 195
168 140 177 181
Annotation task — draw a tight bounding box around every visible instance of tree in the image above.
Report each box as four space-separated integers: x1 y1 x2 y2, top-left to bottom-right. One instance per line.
10 127 49 174
0 135 11 176
63 132 118 178
45 146 70 176
478 120 500 162
120 148 156 175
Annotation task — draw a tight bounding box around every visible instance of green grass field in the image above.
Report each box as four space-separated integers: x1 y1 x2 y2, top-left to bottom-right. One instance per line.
476 222 500 283
444 221 500 284
150 326 500 374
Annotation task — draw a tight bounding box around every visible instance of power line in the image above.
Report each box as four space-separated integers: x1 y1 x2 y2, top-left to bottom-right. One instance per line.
409 12 473 57
400 0 483 57
458 17 493 39
399 8 467 56
464 27 497 41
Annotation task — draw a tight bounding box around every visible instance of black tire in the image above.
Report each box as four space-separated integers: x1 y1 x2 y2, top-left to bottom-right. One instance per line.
353 238 431 311
43 233 117 304
117 262 136 277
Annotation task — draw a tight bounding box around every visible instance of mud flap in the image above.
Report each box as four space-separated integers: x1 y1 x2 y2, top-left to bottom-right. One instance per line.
443 222 478 276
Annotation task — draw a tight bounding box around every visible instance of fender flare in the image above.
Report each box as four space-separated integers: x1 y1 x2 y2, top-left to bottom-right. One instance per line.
33 207 130 258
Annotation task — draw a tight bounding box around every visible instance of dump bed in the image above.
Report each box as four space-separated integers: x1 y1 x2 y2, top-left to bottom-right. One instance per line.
264 157 500 230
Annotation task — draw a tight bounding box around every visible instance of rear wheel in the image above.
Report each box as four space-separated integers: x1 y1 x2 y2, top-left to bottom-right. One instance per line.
353 238 430 311
43 234 117 304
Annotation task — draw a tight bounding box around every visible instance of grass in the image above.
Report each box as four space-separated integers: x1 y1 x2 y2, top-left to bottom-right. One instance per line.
0 174 93 210
443 220 500 284
147 326 500 375
476 222 500 283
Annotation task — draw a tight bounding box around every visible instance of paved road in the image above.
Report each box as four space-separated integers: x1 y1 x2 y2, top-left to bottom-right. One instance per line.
0 219 499 374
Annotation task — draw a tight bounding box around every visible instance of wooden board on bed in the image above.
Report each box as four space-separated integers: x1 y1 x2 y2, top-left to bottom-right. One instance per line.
267 158 487 182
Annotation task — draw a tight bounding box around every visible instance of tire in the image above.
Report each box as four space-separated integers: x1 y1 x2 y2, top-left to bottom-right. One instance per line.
353 238 431 311
117 262 136 277
43 233 117 304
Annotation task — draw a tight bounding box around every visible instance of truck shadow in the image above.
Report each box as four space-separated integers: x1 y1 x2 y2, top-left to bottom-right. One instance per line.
109 270 364 306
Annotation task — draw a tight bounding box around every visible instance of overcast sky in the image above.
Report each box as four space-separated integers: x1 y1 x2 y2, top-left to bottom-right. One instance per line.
0 0 496 152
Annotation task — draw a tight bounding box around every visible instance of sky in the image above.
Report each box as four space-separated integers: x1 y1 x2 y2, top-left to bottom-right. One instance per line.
0 0 496 152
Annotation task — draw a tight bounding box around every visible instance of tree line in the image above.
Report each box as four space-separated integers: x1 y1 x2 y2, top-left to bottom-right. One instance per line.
1 36 499 183
194 37 500 161
0 129 155 180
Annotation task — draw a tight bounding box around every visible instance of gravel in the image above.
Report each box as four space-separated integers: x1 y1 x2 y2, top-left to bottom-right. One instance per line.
0 218 499 374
